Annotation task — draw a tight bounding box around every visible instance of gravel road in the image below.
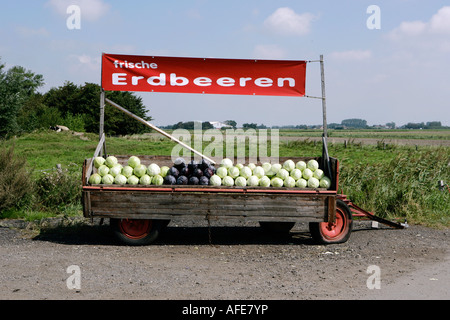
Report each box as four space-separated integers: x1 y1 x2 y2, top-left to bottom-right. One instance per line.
0 217 449 300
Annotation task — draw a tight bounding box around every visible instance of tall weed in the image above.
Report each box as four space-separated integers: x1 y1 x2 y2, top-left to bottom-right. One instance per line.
0 145 34 214
339 148 450 226
35 165 81 211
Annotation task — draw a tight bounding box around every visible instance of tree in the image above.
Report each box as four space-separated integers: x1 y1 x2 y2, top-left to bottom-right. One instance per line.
386 122 396 129
242 123 257 129
404 122 424 129
341 118 368 129
43 82 153 135
172 121 213 130
224 120 237 129
426 121 441 128
0 60 44 137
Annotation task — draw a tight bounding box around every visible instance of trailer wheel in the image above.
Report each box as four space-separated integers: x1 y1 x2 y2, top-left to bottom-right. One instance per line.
110 218 165 246
259 222 295 234
309 199 352 244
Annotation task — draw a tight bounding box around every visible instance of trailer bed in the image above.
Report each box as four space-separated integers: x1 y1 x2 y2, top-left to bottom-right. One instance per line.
82 156 339 224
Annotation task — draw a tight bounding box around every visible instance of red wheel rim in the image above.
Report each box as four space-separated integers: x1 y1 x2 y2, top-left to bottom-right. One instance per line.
118 219 152 240
319 207 348 240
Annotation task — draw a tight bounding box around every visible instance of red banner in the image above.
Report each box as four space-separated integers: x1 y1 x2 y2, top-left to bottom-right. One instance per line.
101 53 306 97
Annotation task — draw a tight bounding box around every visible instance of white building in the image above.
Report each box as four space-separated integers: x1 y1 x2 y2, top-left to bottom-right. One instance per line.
209 121 233 129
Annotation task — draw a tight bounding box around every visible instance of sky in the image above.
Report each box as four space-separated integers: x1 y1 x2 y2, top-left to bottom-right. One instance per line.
1 0 449 127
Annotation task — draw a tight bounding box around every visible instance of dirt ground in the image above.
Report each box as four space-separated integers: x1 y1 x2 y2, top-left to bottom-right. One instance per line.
0 217 449 301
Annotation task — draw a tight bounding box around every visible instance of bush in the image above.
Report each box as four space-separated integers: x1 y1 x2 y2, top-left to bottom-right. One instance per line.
35 165 81 211
61 113 86 132
0 146 34 214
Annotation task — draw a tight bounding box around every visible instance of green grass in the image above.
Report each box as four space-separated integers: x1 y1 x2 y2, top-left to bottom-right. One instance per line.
1 129 449 228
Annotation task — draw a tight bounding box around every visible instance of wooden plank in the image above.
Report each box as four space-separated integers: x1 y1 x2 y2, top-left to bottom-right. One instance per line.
82 191 91 218
87 189 329 221
84 133 105 184
327 195 336 223
89 193 328 212
90 204 326 216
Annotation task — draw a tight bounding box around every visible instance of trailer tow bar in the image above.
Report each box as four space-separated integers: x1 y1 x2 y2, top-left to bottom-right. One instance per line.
337 194 408 229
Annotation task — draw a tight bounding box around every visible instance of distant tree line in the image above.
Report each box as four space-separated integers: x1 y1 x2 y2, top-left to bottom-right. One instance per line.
402 121 444 129
163 118 448 131
0 58 152 138
169 121 214 130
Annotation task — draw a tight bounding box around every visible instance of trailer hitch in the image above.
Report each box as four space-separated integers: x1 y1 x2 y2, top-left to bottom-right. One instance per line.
337 194 407 229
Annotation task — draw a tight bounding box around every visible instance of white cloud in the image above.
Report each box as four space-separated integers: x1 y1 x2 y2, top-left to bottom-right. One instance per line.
253 44 287 59
389 6 450 39
429 6 450 34
264 7 316 36
46 0 110 22
329 50 372 61
396 20 427 37
68 54 101 72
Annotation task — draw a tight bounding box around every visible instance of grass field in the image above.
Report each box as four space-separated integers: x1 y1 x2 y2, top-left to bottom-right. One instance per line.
1 128 449 227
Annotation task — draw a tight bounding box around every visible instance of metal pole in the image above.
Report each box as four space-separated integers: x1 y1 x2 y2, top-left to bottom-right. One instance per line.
99 89 107 156
99 89 105 140
320 55 327 138
319 55 332 183
104 98 216 164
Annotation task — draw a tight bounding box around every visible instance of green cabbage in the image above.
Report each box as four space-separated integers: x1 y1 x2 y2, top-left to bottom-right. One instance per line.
284 176 296 188
295 160 306 171
319 176 331 189
105 156 118 168
160 166 170 177
147 163 161 176
89 173 102 184
290 168 302 180
308 177 320 188
259 176 271 187
239 166 252 179
94 157 105 168
223 176 234 186
152 174 164 185
283 159 295 172
270 177 283 187
127 175 139 185
296 178 307 188
235 176 247 187
98 165 110 177
247 175 260 186
133 164 147 178
102 174 114 184
122 165 134 178
210 174 222 186
127 156 141 168
114 174 127 185
228 166 240 178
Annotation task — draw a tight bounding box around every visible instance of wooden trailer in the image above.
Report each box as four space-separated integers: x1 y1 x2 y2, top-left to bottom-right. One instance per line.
81 133 353 245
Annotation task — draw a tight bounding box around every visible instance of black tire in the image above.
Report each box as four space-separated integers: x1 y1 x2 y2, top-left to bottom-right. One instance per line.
259 221 296 234
110 218 167 246
309 199 353 244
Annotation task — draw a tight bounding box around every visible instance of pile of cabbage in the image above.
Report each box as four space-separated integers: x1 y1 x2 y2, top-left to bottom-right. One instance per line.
89 156 331 189
89 155 167 186
208 158 331 189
